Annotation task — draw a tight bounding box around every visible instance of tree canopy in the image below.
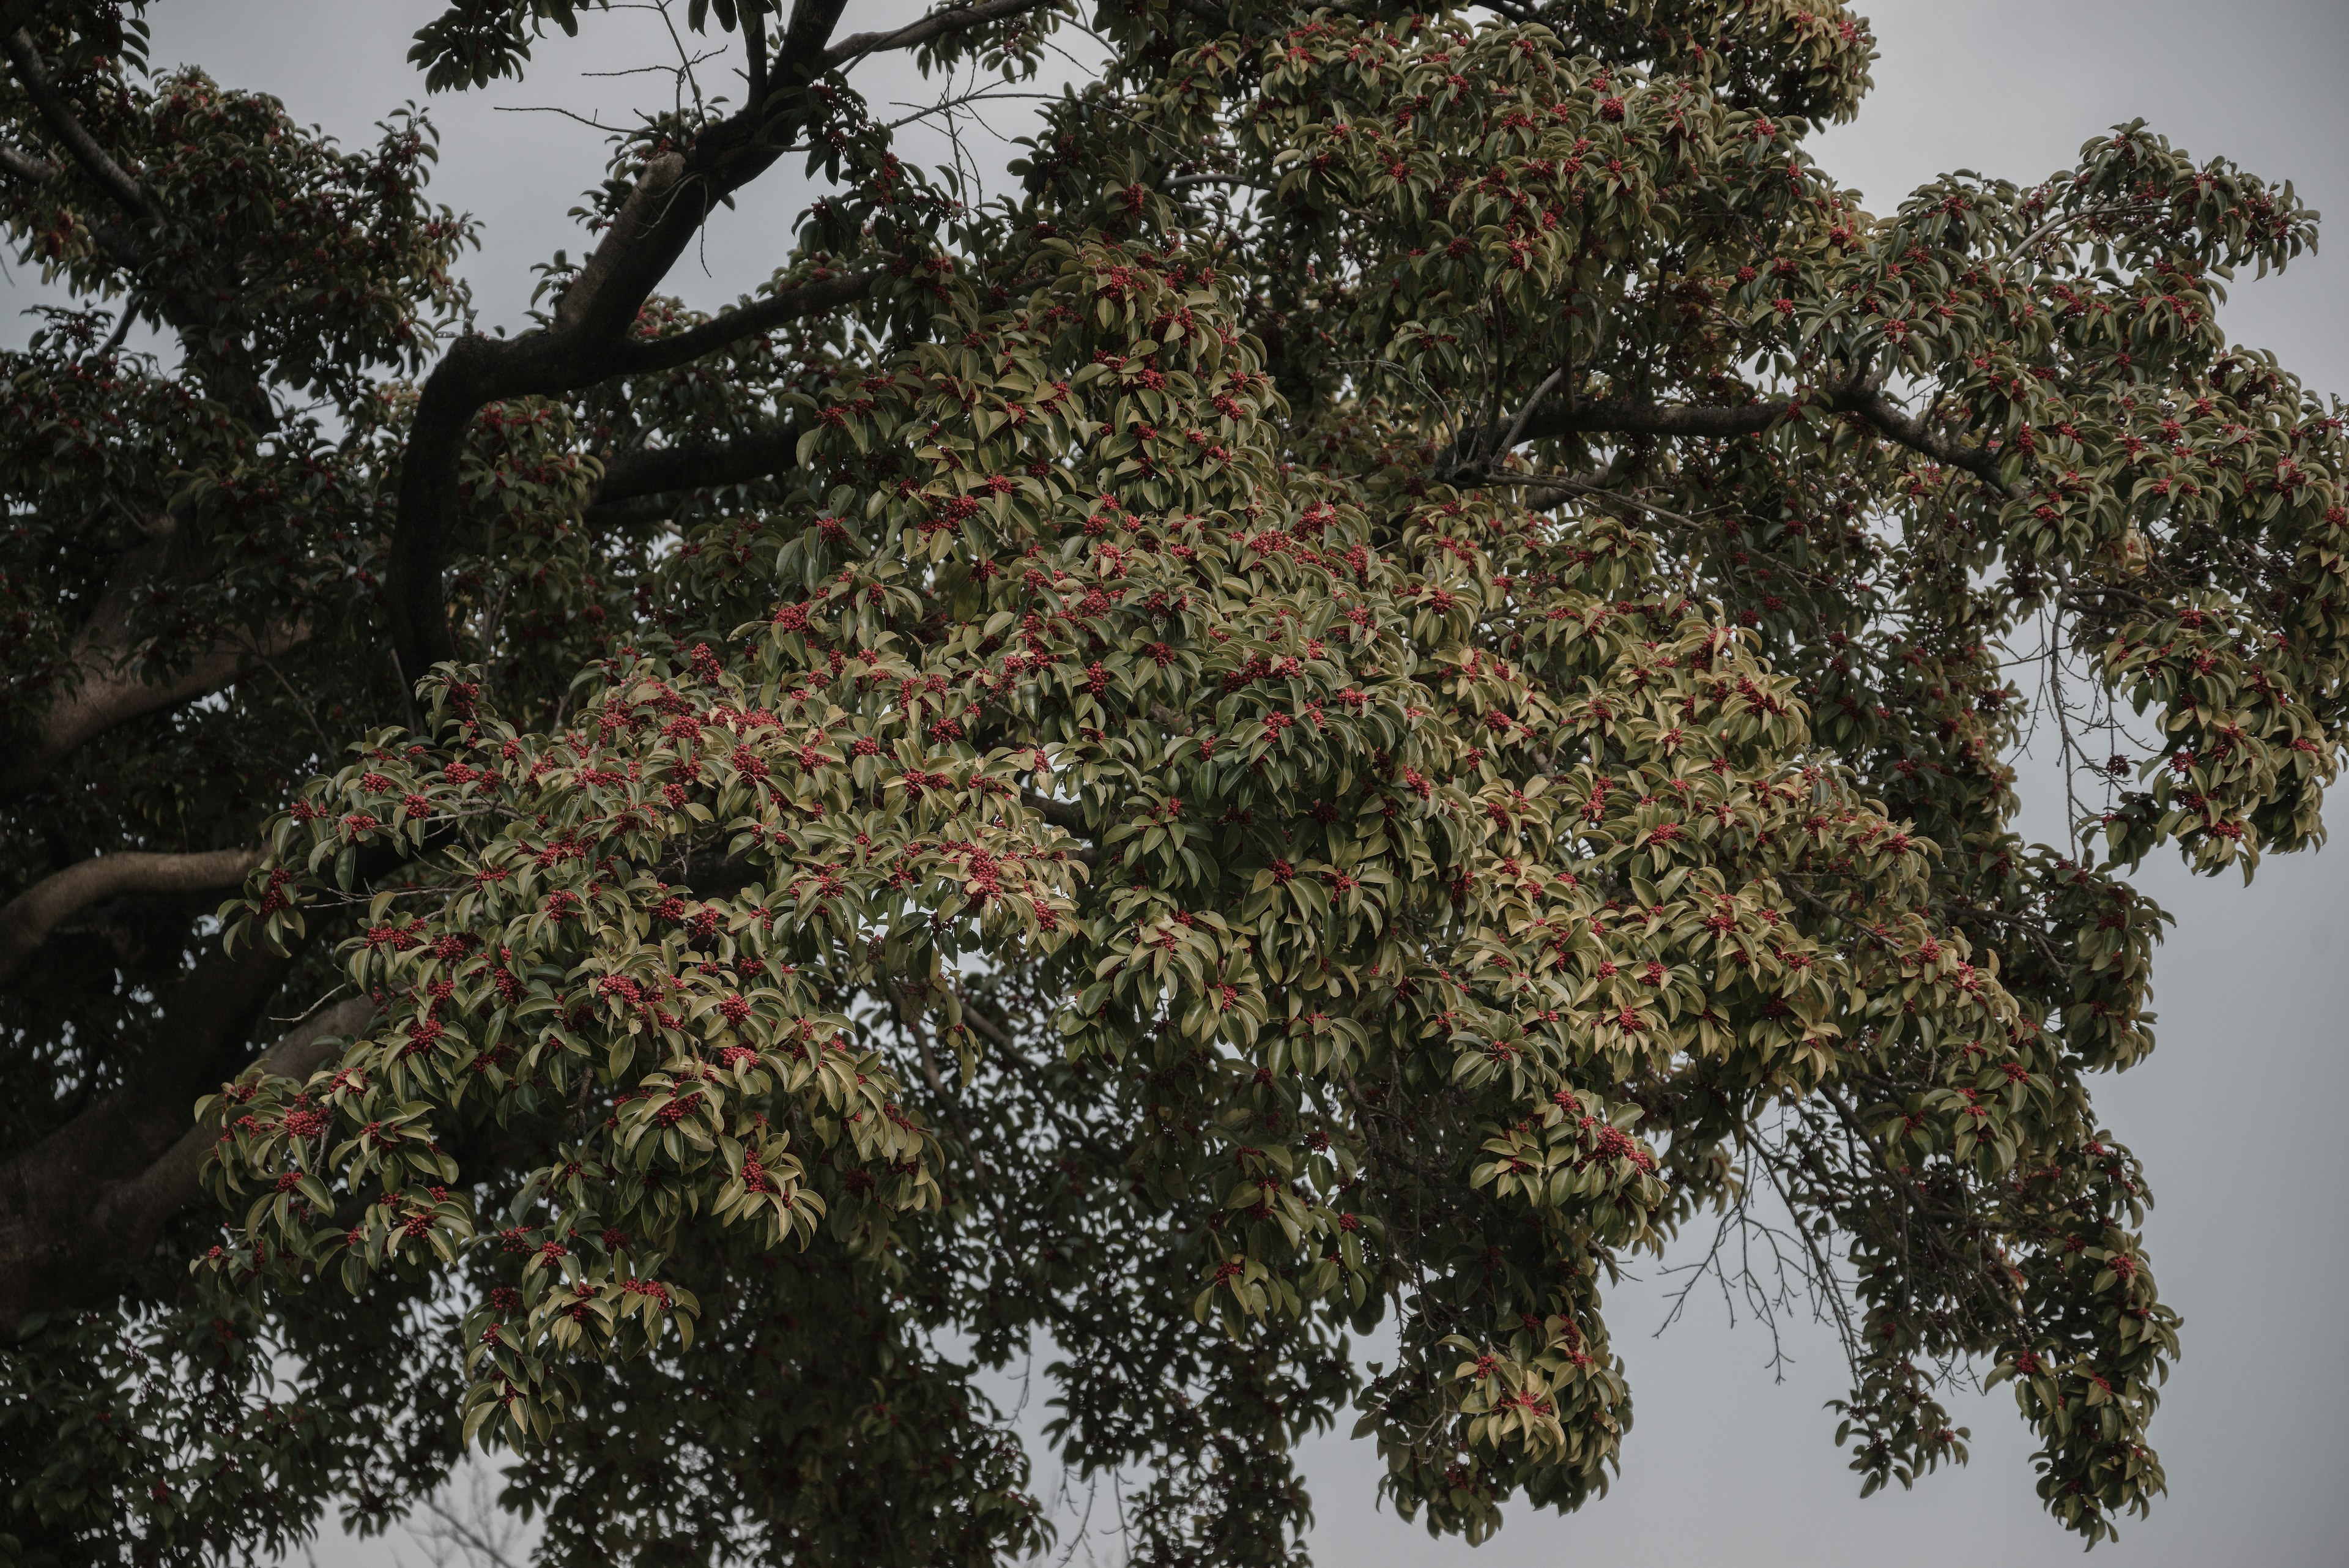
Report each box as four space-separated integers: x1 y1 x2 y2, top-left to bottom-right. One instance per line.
1 1 2341 1562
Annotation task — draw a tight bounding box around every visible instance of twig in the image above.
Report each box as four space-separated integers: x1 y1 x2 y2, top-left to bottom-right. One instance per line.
1499 470 1706 530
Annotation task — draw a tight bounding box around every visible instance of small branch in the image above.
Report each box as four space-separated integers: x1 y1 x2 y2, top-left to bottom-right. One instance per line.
599 268 877 380
822 0 1062 72
489 103 629 134
85 294 139 362
1454 382 2017 500
1753 1134 1863 1372
1163 171 1266 191
949 985 1019 1053
882 979 950 1097
744 2 768 109
1491 469 1705 530
2008 200 2169 261
1494 365 1565 461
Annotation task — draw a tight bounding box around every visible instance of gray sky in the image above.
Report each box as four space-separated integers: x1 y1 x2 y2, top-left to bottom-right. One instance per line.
10 2 2345 1563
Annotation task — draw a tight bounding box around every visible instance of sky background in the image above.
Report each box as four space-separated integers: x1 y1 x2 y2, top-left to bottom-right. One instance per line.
10 2 2346 1564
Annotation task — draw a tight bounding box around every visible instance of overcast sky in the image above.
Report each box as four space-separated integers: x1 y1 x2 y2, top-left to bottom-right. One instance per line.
10 3 2346 1564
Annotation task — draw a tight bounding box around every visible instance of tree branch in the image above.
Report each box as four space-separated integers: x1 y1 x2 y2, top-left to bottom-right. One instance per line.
1 26 163 228
587 418 810 518
0 846 263 987
388 4 870 676
820 0 1060 72
1500 470 1707 530
0 138 59 182
388 0 1066 674
1840 382 2021 497
1020 789 1088 834
1501 395 1783 448
599 267 878 381
1493 365 1565 460
0 935 297 1332
743 1 768 110
1163 171 1266 191
0 625 308 797
81 994 377 1267
1455 383 2019 500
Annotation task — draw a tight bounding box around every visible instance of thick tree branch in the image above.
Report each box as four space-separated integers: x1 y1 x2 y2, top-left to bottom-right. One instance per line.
743 1 768 111
0 138 58 182
388 0 1069 676
0 625 307 797
0 846 263 987
0 934 295 1332
4 647 254 792
585 418 810 521
1 26 162 227
1839 382 2020 496
389 6 851 674
77 995 377 1288
1510 395 1783 446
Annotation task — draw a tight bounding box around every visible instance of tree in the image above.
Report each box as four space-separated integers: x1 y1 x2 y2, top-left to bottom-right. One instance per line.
1 0 2340 1560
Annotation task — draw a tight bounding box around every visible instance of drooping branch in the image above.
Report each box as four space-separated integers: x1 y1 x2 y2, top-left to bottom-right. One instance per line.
0 845 263 987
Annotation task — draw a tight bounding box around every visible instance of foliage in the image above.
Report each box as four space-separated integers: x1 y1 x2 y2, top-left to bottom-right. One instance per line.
1 1 2342 1563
